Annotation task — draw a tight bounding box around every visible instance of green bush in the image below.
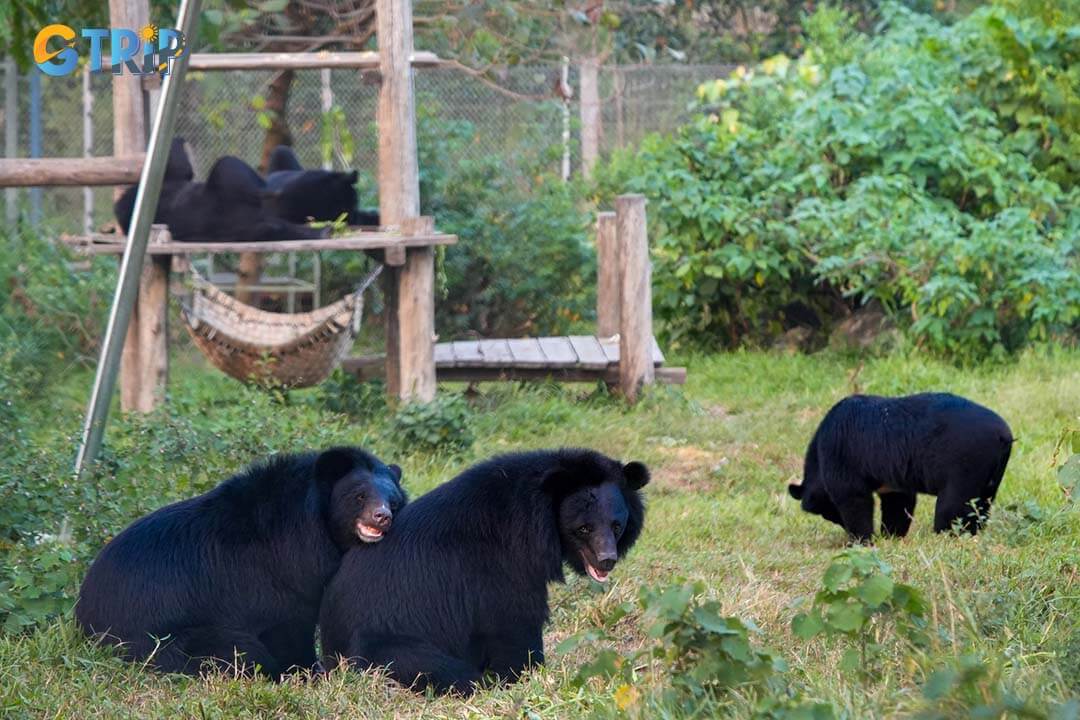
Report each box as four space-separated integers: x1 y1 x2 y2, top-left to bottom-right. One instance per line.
596 2 1080 360
417 109 594 338
391 393 474 454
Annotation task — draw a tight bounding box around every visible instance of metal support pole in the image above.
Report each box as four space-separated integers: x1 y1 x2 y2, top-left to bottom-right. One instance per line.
74 0 202 479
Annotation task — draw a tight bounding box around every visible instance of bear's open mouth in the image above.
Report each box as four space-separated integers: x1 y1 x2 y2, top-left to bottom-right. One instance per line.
355 522 385 543
582 553 611 583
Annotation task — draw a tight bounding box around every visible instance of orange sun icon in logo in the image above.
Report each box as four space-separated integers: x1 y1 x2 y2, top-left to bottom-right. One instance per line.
140 24 159 44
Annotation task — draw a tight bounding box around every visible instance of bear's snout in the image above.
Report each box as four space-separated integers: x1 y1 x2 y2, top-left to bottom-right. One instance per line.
355 503 393 542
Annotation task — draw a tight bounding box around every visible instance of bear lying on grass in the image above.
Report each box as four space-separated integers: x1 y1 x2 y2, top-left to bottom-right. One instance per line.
789 393 1012 542
319 448 649 695
76 447 405 679
265 145 380 226
113 138 329 243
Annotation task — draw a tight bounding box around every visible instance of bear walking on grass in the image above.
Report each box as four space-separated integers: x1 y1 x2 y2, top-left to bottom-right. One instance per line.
789 393 1012 542
319 448 649 695
76 447 406 679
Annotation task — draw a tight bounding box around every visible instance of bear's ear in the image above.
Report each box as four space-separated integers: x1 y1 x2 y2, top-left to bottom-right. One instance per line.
788 483 803 500
314 447 359 487
347 170 359 183
387 464 403 486
623 462 650 491
541 468 576 497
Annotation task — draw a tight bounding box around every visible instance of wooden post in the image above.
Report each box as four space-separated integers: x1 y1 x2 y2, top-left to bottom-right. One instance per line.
112 0 165 413
579 58 600 179
616 194 653 401
120 226 170 412
596 211 619 338
377 0 435 402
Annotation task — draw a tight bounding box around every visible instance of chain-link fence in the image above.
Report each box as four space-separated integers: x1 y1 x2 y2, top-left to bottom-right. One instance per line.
1 61 734 234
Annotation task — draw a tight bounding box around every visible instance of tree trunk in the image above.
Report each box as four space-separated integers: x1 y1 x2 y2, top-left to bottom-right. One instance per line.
236 69 295 305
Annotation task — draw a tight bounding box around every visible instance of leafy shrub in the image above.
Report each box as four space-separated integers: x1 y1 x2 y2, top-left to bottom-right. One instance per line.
596 2 1080 360
1055 427 1080 502
316 370 387 419
792 548 927 680
417 108 594 338
915 654 1080 720
561 581 813 715
391 393 474 453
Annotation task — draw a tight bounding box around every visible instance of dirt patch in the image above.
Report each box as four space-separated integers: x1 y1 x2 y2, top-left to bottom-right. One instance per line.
654 445 730 492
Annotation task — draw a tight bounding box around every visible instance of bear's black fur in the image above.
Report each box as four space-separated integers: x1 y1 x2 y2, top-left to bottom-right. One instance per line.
264 145 380 226
789 393 1013 542
113 139 328 243
318 448 649 695
76 447 406 679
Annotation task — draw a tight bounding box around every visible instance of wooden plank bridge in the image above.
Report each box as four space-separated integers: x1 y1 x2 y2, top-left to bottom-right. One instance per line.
343 335 685 385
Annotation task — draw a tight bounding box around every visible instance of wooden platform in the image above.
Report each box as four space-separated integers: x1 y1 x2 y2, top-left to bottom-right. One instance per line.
59 230 457 256
343 335 686 385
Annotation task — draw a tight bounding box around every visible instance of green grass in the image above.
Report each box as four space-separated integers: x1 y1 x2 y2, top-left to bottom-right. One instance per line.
2 347 1080 718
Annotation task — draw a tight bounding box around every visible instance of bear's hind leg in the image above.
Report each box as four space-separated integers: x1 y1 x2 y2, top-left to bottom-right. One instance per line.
475 624 544 684
159 626 285 679
260 619 317 675
880 493 917 537
348 633 482 696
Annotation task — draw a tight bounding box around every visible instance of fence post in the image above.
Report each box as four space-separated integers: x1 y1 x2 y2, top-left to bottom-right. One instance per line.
4 59 17 224
377 0 436 403
579 57 600 178
82 64 94 235
28 71 41 226
560 56 571 181
596 211 619 338
616 194 653 401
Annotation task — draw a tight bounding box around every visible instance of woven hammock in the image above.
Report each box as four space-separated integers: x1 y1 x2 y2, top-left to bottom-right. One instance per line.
179 265 382 389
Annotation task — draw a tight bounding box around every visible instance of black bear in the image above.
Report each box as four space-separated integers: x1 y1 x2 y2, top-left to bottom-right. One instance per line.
76 447 406 679
789 393 1013 542
113 138 328 242
319 448 649 695
264 145 380 226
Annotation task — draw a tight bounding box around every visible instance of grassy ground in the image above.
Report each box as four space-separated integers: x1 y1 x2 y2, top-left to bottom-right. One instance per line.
2 347 1079 718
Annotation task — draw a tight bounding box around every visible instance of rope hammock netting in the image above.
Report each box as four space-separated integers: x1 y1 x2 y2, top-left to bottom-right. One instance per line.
177 264 383 389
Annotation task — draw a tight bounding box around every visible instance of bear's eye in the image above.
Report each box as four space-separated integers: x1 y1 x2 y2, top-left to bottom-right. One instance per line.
356 493 366 503
576 525 592 537
612 521 622 535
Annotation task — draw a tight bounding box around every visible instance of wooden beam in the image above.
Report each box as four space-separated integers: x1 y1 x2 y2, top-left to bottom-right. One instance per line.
579 58 600 178
120 226 170 412
378 0 434 403
61 231 457 255
342 354 686 386
0 155 145 187
187 50 442 71
596 211 619 338
112 0 157 414
617 194 654 402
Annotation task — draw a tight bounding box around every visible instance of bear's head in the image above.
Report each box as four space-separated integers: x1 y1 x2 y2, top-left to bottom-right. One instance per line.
788 481 843 527
544 452 649 583
315 446 407 548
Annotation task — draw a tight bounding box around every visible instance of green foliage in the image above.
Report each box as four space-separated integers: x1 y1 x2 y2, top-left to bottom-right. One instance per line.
598 2 1080 360
1055 427 1080 502
391 394 474 454
417 108 594 338
561 581 794 713
792 548 927 680
915 654 1080 720
315 371 386 419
